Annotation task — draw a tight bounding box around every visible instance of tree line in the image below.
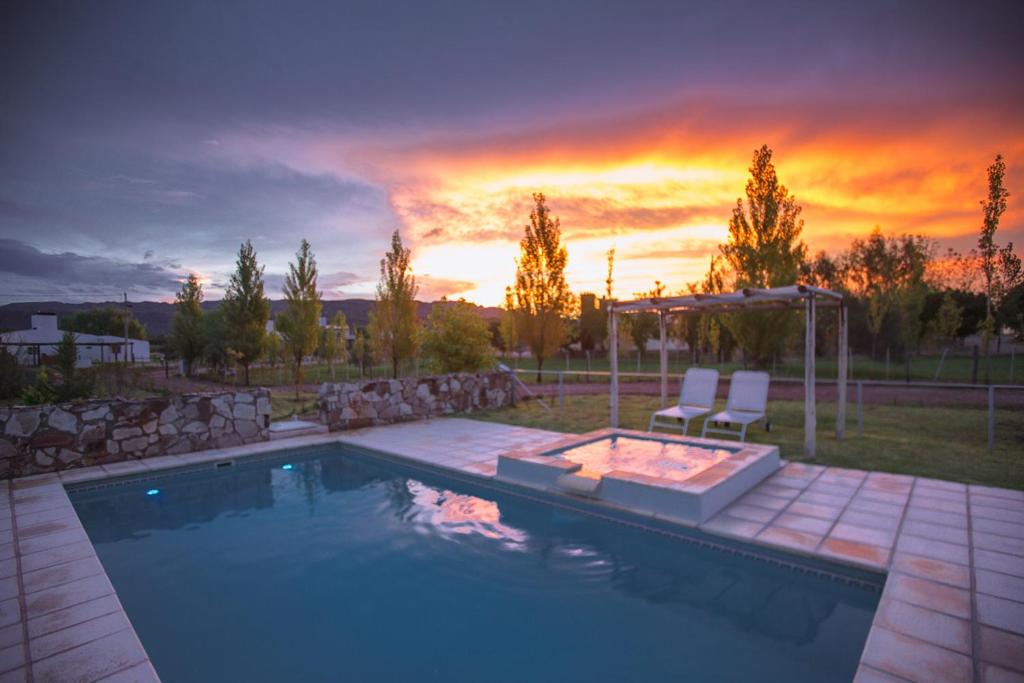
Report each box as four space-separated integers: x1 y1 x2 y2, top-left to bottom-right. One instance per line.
168 234 496 387
498 149 1021 383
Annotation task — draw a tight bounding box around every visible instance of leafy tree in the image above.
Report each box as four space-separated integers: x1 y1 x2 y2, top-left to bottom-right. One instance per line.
318 312 350 380
508 193 573 382
368 231 419 379
0 346 26 399
170 274 205 377
499 287 520 356
487 319 504 351
61 308 147 340
1001 282 1024 340
577 293 607 354
606 248 615 300
978 154 1011 340
931 292 964 346
719 145 807 367
276 240 322 392
897 286 927 379
624 282 665 360
351 328 371 377
845 230 935 360
22 332 93 404
222 240 270 385
800 250 845 291
264 331 283 368
202 308 232 377
688 256 733 364
264 331 284 368
421 299 494 373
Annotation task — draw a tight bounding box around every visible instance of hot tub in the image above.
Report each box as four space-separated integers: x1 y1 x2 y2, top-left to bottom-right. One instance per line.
496 428 780 525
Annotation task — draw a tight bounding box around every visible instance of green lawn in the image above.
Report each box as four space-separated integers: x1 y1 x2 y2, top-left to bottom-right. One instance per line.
505 352 1022 385
470 394 1024 490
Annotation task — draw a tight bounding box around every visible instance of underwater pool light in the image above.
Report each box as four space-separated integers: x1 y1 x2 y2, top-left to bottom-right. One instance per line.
146 489 160 496
282 464 294 470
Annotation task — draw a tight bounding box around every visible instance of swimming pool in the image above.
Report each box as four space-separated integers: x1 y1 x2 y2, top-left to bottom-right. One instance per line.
71 445 880 682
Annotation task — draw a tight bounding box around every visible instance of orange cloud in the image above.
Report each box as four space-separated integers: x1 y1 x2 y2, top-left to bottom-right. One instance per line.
369 97 1024 304
211 94 1024 305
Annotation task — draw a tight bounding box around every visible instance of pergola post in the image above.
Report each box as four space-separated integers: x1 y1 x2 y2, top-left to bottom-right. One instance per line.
836 301 848 440
658 310 668 408
609 305 619 428
804 295 817 458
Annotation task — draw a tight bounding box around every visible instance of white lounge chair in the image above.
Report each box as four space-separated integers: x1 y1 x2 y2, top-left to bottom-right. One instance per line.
648 368 719 435
700 371 770 442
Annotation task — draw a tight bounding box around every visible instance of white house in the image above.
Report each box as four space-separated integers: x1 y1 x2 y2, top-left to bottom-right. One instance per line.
0 313 150 368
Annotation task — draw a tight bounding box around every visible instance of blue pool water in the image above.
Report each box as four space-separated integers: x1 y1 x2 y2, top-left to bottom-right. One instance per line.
71 447 880 682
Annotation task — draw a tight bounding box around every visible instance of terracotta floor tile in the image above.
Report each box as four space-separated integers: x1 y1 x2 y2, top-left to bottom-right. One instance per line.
978 624 1024 674
860 626 971 683
885 573 971 619
756 525 823 553
819 538 890 569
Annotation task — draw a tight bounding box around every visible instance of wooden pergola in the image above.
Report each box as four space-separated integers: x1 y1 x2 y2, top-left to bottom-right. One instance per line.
608 284 847 458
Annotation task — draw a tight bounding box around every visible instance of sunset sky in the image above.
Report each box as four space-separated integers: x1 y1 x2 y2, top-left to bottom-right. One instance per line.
1 0 1022 306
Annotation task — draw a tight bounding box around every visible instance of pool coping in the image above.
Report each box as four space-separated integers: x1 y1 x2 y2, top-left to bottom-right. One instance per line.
2 422 1021 682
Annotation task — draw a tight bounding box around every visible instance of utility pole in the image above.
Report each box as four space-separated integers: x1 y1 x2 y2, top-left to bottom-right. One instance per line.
122 292 132 364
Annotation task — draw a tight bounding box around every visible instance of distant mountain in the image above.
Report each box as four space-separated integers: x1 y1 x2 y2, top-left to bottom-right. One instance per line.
0 299 502 337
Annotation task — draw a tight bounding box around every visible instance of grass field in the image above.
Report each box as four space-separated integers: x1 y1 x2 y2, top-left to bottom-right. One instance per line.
470 394 1024 490
504 351 1022 385
194 349 1023 391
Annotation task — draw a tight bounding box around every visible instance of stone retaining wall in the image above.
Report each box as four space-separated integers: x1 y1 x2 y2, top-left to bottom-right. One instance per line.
319 372 512 431
0 390 271 478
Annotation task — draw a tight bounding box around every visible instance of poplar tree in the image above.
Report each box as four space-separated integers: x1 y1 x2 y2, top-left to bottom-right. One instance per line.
276 240 322 393
171 274 205 377
318 312 350 380
223 240 270 385
509 193 572 382
976 154 1020 373
720 145 807 366
368 230 419 378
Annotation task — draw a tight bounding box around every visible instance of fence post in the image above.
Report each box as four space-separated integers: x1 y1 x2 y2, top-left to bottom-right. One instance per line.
558 372 565 413
856 381 863 438
971 346 979 384
988 385 995 451
585 351 591 383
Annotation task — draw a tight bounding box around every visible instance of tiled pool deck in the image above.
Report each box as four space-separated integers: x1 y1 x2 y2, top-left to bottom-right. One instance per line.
1 418 1021 682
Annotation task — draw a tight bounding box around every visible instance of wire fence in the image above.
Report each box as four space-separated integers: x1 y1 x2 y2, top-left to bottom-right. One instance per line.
510 367 1024 452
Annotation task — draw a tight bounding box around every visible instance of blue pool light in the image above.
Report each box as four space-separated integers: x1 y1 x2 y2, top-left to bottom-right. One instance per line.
282 464 294 470
146 489 160 496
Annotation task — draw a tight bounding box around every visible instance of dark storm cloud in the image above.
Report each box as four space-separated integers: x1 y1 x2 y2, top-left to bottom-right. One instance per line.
0 238 182 301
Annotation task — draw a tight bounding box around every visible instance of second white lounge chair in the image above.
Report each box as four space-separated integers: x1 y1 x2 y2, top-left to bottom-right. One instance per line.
700 370 770 442
648 367 719 435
